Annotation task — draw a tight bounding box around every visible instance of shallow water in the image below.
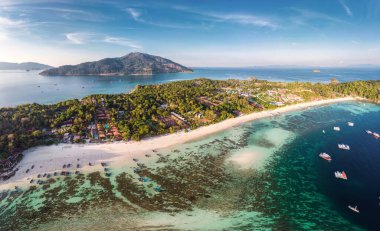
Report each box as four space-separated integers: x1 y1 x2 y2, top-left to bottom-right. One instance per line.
0 101 379 230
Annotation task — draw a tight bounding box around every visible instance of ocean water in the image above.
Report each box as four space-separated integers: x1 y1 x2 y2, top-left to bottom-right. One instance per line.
0 67 379 107
1 101 379 230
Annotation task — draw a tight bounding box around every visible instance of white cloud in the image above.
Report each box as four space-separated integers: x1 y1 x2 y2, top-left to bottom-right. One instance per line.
103 36 141 49
291 8 346 24
0 32 7 41
65 32 94 44
126 8 142 21
339 0 353 16
65 32 141 49
0 16 26 27
206 13 278 29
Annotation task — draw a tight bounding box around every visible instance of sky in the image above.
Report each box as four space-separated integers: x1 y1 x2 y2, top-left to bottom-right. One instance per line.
0 0 380 67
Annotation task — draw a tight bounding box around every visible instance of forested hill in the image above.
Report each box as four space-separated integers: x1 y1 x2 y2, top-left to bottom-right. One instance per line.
40 52 193 76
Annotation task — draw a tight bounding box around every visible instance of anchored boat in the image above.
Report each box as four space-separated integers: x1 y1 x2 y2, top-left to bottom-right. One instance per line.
335 171 348 180
348 205 359 213
319 152 332 161
333 127 341 131
338 144 350 150
347 122 354 127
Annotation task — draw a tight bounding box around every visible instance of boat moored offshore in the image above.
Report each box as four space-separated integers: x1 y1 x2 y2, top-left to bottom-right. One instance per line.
338 144 350 150
335 171 348 180
373 133 380 139
333 127 340 131
347 122 354 126
348 205 359 213
366 130 373 134
319 152 332 161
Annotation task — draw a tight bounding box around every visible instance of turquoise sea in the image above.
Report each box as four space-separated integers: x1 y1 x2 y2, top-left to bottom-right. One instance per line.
0 67 379 107
1 101 379 230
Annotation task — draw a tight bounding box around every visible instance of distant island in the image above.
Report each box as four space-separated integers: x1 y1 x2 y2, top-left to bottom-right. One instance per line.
40 52 193 76
0 62 53 70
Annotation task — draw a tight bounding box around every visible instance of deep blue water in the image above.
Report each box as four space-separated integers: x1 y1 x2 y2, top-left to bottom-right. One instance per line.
0 67 379 107
265 102 380 230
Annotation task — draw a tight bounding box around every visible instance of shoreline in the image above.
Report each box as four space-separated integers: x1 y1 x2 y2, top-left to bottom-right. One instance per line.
0 96 360 191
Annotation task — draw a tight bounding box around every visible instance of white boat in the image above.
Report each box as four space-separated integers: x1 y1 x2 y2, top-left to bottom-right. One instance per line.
335 171 348 180
347 122 354 127
348 205 359 213
333 127 340 131
338 144 350 150
319 153 331 161
373 133 380 139
322 130 325 134
366 130 373 134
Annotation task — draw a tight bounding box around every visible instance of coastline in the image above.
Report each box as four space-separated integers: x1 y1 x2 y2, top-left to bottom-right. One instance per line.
0 96 359 191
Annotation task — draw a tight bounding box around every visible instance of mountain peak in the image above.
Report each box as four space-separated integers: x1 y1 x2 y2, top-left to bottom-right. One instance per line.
40 53 192 76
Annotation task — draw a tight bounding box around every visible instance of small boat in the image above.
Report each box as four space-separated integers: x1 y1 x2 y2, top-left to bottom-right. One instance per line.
335 171 348 180
312 69 321 73
338 144 350 150
322 130 326 134
348 122 354 127
373 133 380 139
366 130 373 134
348 205 359 213
334 127 341 131
319 153 332 161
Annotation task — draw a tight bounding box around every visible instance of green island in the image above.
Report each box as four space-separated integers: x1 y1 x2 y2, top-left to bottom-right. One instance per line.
1 78 379 177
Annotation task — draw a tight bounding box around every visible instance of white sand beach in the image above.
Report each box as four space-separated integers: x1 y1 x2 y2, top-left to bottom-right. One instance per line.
0 97 359 190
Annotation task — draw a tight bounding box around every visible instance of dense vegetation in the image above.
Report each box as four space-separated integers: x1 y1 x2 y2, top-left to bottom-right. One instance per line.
0 78 379 173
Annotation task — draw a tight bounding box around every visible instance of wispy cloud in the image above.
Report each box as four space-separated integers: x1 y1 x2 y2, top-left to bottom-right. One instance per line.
172 6 278 29
65 32 94 44
290 8 346 24
124 7 204 29
0 16 27 27
65 32 141 49
0 32 7 41
103 36 141 49
205 13 278 29
339 0 353 16
126 8 142 22
125 6 277 30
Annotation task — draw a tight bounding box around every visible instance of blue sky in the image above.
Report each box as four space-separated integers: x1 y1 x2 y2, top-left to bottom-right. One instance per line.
0 0 379 67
